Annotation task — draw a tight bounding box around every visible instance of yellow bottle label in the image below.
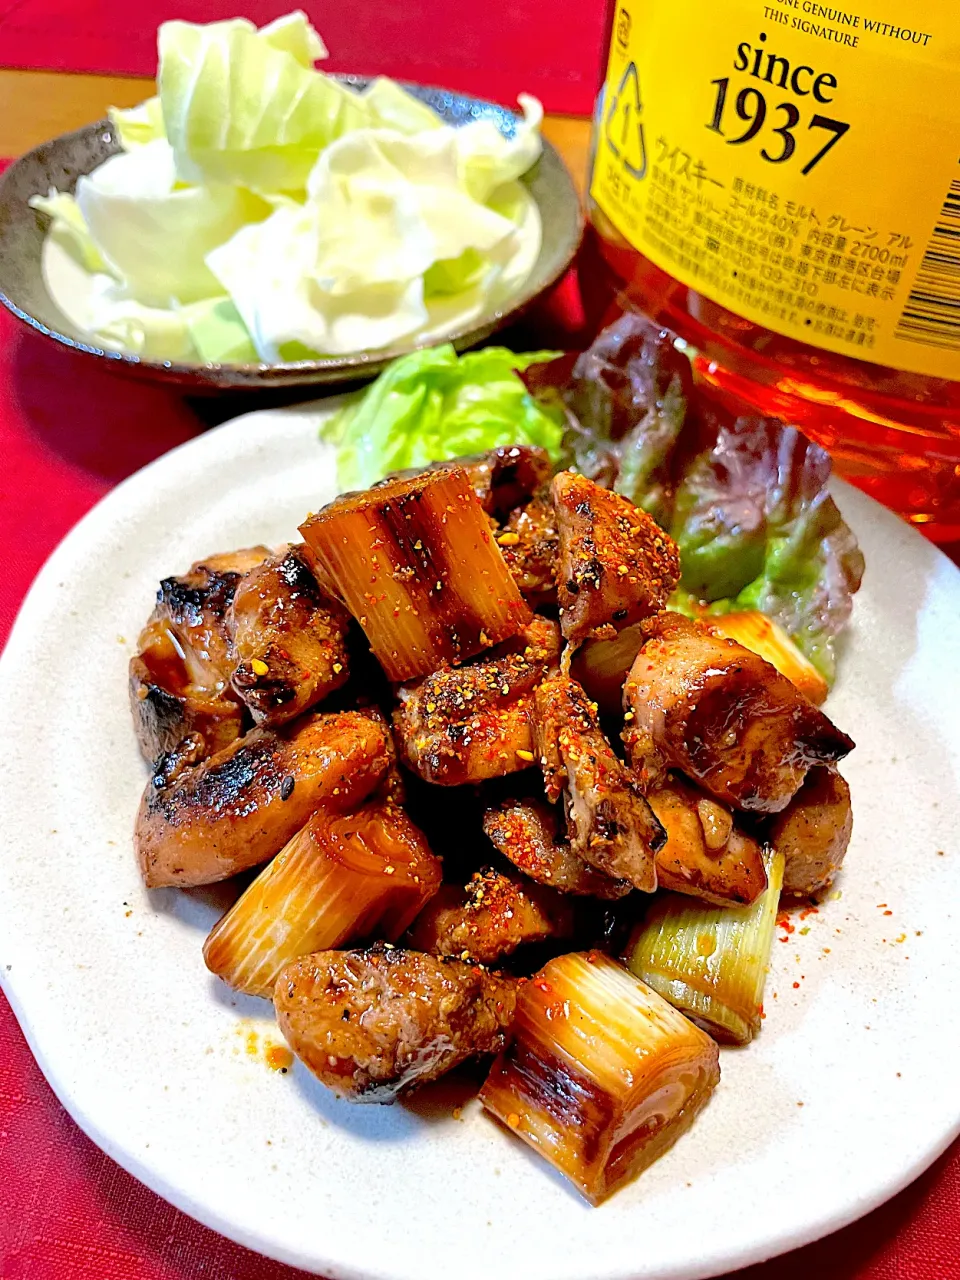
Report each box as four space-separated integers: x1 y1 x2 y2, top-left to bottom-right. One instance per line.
590 0 960 379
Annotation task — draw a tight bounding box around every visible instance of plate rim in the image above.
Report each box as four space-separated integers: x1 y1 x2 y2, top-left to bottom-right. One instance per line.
2 402 960 1280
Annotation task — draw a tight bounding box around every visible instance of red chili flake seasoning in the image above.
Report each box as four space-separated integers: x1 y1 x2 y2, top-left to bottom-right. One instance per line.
793 981 801 989
799 906 819 921
883 910 893 916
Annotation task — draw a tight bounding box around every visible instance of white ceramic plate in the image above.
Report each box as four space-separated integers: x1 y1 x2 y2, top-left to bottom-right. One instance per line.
1 403 959 1280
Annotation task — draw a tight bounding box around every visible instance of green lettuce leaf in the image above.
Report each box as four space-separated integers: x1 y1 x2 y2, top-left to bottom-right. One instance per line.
323 344 565 490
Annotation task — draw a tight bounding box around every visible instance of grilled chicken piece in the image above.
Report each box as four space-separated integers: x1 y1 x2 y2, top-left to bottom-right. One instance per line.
483 798 632 899
300 466 531 682
393 617 561 786
275 944 517 1102
405 866 576 964
552 472 680 646
496 488 559 606
229 544 351 727
535 677 664 892
769 767 853 896
129 547 269 763
387 446 552 520
623 613 854 813
135 710 391 888
647 776 768 907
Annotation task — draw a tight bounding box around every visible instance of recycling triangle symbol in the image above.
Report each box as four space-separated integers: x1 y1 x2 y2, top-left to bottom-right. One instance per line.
604 61 647 180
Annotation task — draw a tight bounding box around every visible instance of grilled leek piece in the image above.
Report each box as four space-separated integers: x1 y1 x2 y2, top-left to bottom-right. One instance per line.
625 848 784 1045
570 622 644 717
480 952 720 1205
299 466 531 681
203 801 442 997
707 612 828 706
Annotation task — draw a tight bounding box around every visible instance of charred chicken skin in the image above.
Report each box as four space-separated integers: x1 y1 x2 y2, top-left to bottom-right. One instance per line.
623 613 854 814
275 944 517 1102
552 471 681 647
393 617 561 786
769 766 853 897
482 798 633 899
405 865 577 964
535 676 665 892
229 544 351 727
136 710 391 888
129 547 269 763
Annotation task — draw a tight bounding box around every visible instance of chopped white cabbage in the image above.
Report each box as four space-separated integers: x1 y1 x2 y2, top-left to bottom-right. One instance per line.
108 97 166 149
74 139 269 306
35 11 544 364
29 190 111 273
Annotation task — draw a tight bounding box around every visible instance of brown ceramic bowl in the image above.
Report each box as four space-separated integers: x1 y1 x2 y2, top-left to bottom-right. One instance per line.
0 79 583 391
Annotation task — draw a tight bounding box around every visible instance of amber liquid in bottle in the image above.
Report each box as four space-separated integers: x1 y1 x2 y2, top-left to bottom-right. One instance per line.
582 9 960 543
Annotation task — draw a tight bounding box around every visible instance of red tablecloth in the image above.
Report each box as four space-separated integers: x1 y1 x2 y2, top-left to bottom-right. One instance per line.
0 0 606 116
2 270 960 1279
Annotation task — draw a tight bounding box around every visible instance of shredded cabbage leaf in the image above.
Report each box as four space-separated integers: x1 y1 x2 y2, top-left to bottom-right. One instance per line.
74 140 269 306
322 344 566 491
34 11 544 364
29 190 111 273
158 15 376 193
